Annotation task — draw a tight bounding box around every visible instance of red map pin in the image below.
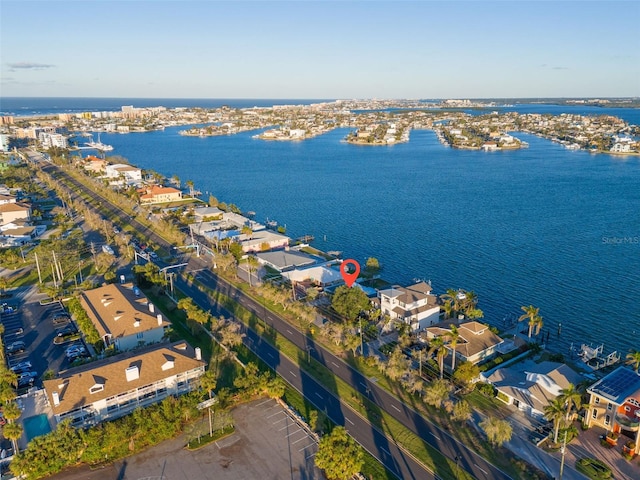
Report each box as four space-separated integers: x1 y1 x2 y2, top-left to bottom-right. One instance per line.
340 259 360 287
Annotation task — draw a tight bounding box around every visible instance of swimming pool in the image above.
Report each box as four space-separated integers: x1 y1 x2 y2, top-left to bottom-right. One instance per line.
23 414 51 442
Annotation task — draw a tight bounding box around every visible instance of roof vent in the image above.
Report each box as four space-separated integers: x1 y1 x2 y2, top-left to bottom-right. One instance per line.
113 315 122 321
157 313 163 325
195 347 202 360
52 391 60 406
149 303 155 313
125 365 139 382
134 319 141 328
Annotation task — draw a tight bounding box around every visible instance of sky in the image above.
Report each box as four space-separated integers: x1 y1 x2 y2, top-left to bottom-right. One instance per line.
1 0 639 99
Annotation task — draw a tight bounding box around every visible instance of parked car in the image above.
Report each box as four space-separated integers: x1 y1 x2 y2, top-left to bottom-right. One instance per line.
102 245 115 256
52 313 71 326
57 324 78 336
9 361 32 374
67 350 90 362
17 371 37 388
6 341 26 355
65 344 86 357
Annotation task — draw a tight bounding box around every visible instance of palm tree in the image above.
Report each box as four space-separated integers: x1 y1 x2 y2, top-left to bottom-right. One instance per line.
3 422 23 454
519 305 542 339
445 289 464 315
448 324 460 372
441 299 454 319
462 290 478 317
559 383 583 424
544 397 566 444
626 350 640 372
429 336 448 379
186 179 195 197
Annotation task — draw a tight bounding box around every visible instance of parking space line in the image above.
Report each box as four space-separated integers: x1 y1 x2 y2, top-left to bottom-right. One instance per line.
285 428 302 438
256 398 272 407
267 410 284 419
291 436 309 445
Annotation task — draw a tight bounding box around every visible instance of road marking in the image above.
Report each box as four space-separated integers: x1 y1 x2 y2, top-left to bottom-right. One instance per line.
286 329 293 335
286 429 302 438
474 464 489 475
331 361 340 368
305 452 317 459
257 399 272 407
381 447 391 456
360 382 367 388
267 410 284 419
391 404 401 412
289 371 297 378
292 436 308 445
267 352 275 358
278 424 291 431
429 431 440 441
346 417 354 425
314 392 323 399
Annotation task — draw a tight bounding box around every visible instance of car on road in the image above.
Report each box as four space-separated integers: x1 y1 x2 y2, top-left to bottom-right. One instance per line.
148 251 159 261
17 371 37 388
9 361 33 374
6 341 26 355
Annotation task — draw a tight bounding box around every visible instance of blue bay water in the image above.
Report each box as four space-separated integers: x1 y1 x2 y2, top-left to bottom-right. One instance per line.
90 124 640 358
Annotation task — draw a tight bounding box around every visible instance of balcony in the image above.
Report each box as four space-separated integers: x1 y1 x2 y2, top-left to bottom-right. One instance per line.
615 413 640 431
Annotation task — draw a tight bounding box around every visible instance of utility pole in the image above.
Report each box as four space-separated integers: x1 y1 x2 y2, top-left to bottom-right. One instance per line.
559 430 568 480
34 252 42 284
51 264 57 288
52 250 63 282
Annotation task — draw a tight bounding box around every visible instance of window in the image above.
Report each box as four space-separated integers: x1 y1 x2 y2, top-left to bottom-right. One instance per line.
625 406 631 412
607 403 613 411
605 415 611 426
592 409 597 419
136 332 144 339
594 397 600 404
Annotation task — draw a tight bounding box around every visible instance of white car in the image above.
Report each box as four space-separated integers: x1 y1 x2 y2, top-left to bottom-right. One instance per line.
102 245 115 255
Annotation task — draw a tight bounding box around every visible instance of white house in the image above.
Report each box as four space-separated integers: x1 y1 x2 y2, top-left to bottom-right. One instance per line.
79 283 171 352
43 341 205 428
378 282 440 331
105 163 142 185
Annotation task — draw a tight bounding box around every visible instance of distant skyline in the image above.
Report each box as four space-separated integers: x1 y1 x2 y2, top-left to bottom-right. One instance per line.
1 1 639 99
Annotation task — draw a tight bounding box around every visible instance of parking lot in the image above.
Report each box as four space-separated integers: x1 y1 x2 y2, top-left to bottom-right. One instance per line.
46 398 323 480
0 286 89 394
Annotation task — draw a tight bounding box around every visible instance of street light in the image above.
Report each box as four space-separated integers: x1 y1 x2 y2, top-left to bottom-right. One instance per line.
559 430 568 480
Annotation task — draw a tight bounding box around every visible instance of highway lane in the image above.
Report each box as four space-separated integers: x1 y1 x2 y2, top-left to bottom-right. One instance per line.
175 275 438 480
41 159 510 480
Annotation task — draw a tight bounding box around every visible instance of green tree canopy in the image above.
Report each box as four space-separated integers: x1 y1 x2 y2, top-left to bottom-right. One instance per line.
315 426 364 480
331 285 370 323
480 416 513 446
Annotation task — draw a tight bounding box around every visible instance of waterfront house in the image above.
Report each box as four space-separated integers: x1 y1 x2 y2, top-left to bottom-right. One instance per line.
426 321 504 365
138 185 183 204
586 366 640 455
484 360 583 419
43 341 205 428
105 163 142 185
82 156 108 173
79 283 170 352
239 228 290 253
378 282 440 331
255 249 319 272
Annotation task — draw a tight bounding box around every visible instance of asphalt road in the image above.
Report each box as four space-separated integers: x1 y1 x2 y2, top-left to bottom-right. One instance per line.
34 156 513 480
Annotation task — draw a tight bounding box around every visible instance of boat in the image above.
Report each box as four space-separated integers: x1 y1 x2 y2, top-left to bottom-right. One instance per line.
85 133 114 151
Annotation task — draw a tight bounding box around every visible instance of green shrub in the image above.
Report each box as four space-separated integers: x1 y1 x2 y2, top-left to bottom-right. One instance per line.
575 457 612 479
